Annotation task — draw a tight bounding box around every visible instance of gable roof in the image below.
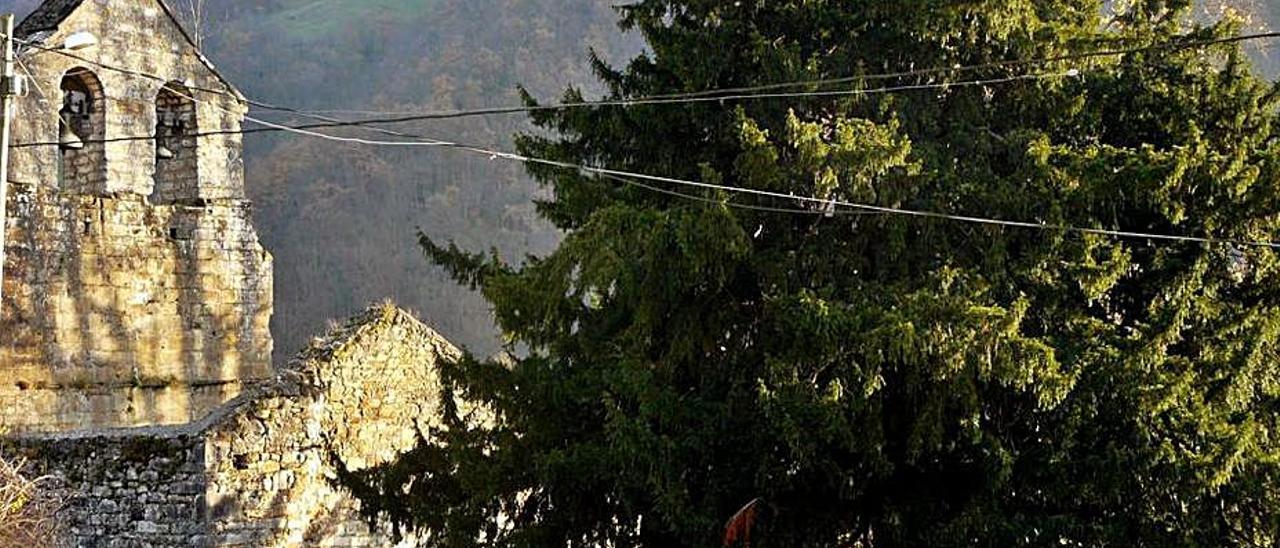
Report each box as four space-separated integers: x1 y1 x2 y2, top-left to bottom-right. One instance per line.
13 0 82 38
292 302 461 370
15 0 245 101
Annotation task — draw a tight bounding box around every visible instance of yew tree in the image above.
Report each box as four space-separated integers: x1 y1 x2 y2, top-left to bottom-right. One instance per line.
346 0 1280 545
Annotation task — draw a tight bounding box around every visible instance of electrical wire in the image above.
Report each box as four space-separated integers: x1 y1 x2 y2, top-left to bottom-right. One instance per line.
175 86 1280 250
596 171 879 217
451 146 1280 250
11 70 1080 149
248 30 1280 118
11 31 1280 248
9 30 1280 122
165 85 878 219
13 34 241 99
248 71 1075 124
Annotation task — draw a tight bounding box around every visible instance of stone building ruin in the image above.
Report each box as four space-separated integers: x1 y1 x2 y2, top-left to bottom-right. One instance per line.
13 304 469 546
0 1 466 545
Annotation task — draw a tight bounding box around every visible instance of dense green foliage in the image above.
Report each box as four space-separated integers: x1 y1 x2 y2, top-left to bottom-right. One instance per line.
341 1 1280 546
1 0 1270 359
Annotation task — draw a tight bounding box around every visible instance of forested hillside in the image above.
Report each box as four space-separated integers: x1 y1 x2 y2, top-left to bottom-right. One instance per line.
200 0 643 357
0 0 642 356
0 0 1272 358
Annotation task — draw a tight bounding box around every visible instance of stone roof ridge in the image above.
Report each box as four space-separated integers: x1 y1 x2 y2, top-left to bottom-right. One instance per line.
289 302 462 376
15 0 246 101
13 0 83 37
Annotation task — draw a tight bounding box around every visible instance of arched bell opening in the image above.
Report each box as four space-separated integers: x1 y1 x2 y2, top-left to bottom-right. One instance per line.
152 82 200 204
57 67 106 193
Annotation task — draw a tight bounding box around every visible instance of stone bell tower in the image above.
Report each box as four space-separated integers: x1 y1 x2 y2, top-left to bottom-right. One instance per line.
0 0 273 432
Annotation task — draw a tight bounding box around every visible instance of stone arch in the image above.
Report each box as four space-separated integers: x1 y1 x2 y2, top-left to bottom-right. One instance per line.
58 67 106 193
152 82 199 203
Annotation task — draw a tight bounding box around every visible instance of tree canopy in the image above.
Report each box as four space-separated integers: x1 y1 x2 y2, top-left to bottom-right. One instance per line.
346 1 1280 545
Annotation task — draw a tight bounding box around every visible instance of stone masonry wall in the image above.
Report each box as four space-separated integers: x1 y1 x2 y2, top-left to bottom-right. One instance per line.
8 432 208 546
0 181 273 432
0 0 271 433
203 304 462 546
5 304 473 547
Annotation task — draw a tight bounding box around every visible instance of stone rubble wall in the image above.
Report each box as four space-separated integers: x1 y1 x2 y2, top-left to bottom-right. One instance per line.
204 304 461 546
8 432 209 547
0 181 273 432
6 305 472 547
201 383 392 547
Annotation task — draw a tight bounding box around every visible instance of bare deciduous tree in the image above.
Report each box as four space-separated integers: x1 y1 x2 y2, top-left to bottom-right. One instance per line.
174 0 208 48
0 452 61 547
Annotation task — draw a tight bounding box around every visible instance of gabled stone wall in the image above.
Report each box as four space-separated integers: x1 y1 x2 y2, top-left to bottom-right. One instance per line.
203 305 464 546
6 304 474 547
0 0 272 432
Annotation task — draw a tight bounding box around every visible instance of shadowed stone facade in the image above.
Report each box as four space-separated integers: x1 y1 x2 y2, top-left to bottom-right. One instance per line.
10 304 468 547
0 0 272 431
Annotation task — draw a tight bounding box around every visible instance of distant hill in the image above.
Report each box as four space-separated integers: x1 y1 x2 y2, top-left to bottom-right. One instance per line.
195 0 644 358
0 0 643 358
0 0 1272 360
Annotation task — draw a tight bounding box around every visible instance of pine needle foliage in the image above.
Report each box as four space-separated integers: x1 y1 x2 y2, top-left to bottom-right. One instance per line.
348 1 1280 545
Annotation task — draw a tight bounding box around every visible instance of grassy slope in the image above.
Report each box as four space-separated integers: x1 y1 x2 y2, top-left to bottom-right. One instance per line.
251 0 429 42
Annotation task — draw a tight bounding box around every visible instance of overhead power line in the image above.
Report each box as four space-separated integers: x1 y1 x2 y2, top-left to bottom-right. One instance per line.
12 70 1079 149
169 86 881 219
613 30 1280 100
14 34 241 99
156 84 1280 250
252 71 1076 123
250 30 1280 119
453 145 1280 250
9 31 1280 249
242 110 1280 249
9 30 1280 123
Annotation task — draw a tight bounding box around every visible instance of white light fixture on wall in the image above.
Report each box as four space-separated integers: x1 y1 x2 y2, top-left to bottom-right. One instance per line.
62 32 98 52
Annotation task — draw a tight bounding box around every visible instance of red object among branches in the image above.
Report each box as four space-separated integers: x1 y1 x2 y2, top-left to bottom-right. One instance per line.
723 498 763 547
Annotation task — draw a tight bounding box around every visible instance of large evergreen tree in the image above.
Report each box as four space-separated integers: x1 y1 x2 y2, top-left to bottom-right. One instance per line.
345 1 1280 545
